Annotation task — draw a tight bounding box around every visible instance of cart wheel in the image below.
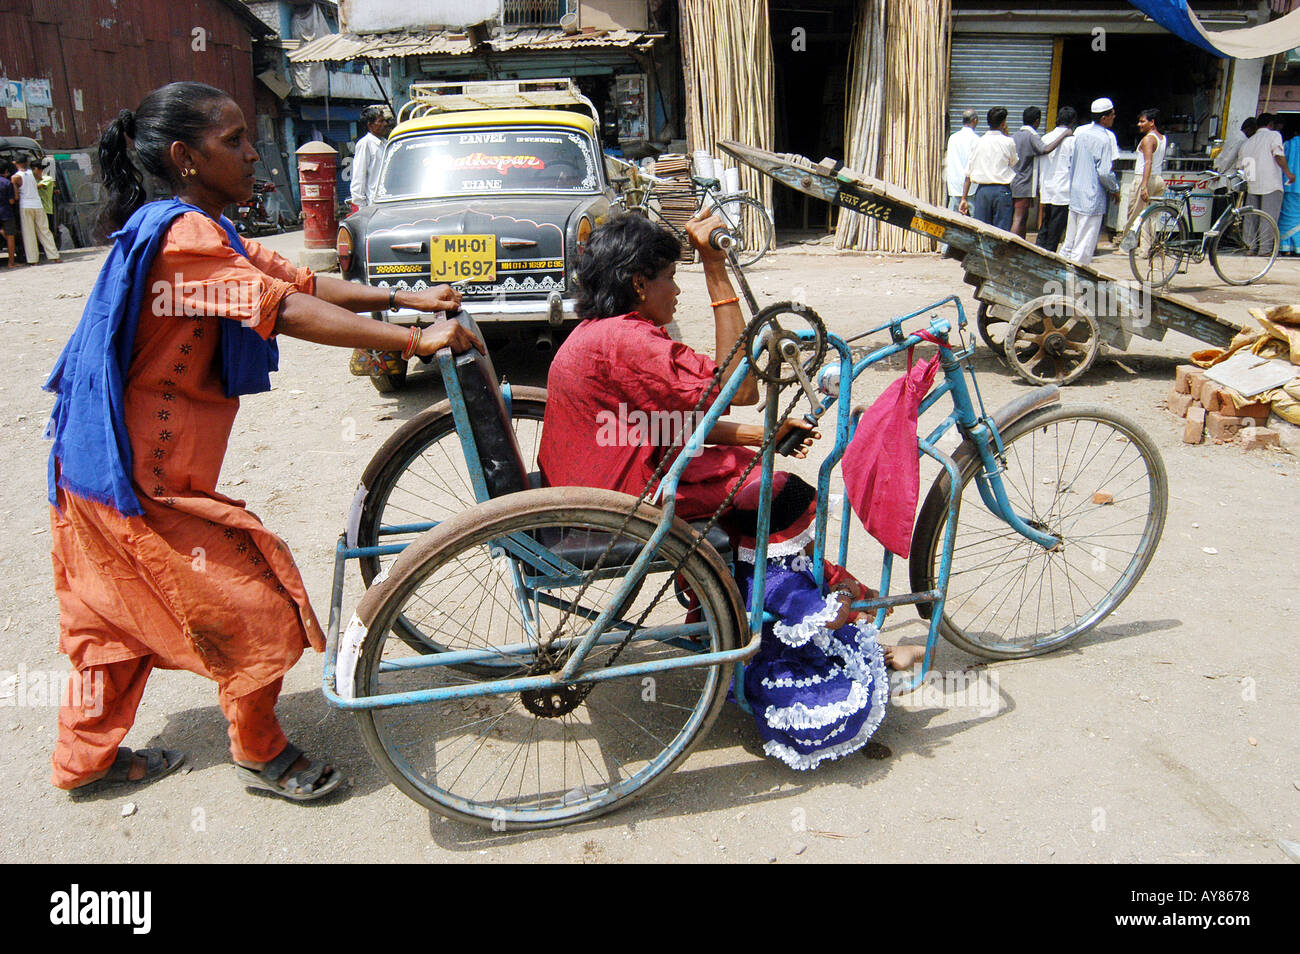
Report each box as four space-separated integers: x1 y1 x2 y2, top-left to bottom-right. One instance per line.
909 404 1167 659
975 302 1011 362
350 487 744 830
1004 296 1100 386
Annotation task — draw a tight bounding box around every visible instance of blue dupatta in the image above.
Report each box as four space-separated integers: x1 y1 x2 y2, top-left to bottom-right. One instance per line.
43 199 279 516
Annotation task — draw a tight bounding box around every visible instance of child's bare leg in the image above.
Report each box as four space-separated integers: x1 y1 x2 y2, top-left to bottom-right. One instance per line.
882 643 926 670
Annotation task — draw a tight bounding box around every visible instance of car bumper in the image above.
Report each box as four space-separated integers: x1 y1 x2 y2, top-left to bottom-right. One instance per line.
379 291 574 326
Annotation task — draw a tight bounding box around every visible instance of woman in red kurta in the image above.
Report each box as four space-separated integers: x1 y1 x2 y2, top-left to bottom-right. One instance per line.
540 214 815 518
47 83 482 800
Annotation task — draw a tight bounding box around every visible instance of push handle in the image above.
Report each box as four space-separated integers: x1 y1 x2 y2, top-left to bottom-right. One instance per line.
775 415 817 456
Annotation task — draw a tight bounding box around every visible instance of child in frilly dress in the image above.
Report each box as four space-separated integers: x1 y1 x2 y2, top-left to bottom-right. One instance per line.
730 473 923 770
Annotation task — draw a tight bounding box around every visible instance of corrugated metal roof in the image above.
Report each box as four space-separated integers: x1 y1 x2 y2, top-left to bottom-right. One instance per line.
289 30 476 62
490 28 660 51
289 27 659 62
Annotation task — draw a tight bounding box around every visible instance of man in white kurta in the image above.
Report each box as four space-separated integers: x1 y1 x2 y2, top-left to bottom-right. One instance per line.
1059 98 1119 267
349 105 393 211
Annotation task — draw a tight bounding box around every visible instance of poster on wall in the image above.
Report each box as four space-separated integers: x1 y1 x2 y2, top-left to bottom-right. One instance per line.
26 79 52 108
27 106 50 130
1 80 26 119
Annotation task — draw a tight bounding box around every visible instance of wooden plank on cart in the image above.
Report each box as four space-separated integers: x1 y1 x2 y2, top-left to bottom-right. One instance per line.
718 141 1242 354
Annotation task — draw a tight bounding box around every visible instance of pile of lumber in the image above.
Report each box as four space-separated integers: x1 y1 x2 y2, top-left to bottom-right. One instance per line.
648 154 698 263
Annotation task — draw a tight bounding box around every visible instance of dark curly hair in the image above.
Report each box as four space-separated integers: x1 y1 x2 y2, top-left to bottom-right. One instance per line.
574 214 682 320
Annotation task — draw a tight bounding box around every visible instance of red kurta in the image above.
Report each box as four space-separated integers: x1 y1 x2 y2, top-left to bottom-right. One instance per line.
50 212 323 701
539 312 756 519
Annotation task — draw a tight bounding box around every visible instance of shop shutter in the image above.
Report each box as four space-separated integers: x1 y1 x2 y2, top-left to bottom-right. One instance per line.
948 34 1053 137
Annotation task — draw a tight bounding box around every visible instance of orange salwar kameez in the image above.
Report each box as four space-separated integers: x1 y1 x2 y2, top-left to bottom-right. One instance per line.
50 211 325 789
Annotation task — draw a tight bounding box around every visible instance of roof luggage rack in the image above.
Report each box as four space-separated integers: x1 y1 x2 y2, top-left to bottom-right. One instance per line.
397 78 600 126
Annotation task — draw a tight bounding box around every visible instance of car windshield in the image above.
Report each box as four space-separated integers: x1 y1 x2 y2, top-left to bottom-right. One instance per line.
376 126 600 200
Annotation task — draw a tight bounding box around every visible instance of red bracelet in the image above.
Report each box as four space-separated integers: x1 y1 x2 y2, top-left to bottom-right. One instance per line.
401 326 422 360
710 296 739 308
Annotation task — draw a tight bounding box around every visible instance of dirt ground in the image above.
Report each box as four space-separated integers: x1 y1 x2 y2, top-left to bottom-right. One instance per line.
1 231 1296 864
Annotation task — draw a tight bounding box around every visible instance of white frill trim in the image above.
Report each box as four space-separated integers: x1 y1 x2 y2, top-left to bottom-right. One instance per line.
736 523 815 563
761 625 890 771
770 591 842 648
761 663 843 690
763 680 874 731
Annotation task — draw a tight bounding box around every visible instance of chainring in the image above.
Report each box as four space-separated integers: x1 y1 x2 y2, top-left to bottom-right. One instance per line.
741 302 828 385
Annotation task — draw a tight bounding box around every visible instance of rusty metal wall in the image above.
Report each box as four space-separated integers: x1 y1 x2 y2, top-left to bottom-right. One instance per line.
0 0 259 150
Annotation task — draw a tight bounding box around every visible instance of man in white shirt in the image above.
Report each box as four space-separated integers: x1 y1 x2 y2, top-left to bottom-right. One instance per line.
1214 117 1256 174
940 109 979 252
960 107 1018 231
11 153 59 264
1238 112 1295 255
1036 107 1077 252
349 105 394 211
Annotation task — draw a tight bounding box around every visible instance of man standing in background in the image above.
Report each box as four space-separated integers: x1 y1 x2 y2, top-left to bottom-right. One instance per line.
11 153 59 265
1059 98 1119 267
1010 106 1070 238
1037 106 1077 253
1238 112 1295 255
1215 116 1257 174
349 105 394 213
941 109 979 252
960 107 1018 231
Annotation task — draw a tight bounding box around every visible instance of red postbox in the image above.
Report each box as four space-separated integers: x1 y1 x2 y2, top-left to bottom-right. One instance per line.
296 141 338 249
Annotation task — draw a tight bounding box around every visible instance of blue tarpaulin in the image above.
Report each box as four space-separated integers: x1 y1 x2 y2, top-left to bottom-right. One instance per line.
1128 1 1300 58
1127 2 1221 56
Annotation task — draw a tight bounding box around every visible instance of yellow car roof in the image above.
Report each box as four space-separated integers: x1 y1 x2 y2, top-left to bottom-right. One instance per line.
392 109 596 138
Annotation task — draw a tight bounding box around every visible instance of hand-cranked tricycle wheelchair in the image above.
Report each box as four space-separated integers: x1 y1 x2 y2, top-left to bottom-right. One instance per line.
321 268 1167 828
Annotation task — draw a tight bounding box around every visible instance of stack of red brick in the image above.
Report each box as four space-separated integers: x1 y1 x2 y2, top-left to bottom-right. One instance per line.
1169 365 1280 449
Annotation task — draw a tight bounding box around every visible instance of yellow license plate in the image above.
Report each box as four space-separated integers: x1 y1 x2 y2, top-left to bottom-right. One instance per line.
430 234 497 282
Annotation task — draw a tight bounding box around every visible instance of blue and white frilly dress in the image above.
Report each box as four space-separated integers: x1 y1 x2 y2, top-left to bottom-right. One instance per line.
735 537 889 771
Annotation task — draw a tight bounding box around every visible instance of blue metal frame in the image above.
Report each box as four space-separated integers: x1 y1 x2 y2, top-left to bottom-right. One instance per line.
322 296 1063 709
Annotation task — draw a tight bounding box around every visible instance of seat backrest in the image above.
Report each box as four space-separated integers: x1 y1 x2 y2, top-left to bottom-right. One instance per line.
443 311 529 501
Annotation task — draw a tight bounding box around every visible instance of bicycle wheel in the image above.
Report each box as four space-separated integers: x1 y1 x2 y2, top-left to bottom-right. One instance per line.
1128 202 1186 289
1210 208 1279 285
350 487 743 829
911 405 1167 660
355 387 546 588
715 195 774 267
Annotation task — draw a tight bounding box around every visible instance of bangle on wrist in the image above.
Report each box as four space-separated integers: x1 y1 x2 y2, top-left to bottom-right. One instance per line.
710 295 739 308
389 287 398 312
401 326 422 360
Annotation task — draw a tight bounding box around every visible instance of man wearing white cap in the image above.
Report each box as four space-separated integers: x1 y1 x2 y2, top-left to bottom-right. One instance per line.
1059 98 1120 266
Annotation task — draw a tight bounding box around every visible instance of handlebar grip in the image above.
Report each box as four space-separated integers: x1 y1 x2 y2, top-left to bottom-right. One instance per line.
709 228 734 251
776 417 816 457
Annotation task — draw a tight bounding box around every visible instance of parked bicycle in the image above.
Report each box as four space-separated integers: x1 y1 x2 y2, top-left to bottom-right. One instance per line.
608 156 775 267
1128 169 1280 289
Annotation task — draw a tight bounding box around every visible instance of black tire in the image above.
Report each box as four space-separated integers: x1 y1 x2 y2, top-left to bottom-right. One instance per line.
369 361 408 393
355 387 547 588
1210 208 1280 285
910 404 1167 660
1128 202 1186 289
350 487 743 829
716 194 774 267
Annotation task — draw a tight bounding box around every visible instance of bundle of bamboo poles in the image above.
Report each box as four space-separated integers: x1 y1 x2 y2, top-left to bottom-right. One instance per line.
678 0 775 225
835 0 887 250
836 0 952 252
